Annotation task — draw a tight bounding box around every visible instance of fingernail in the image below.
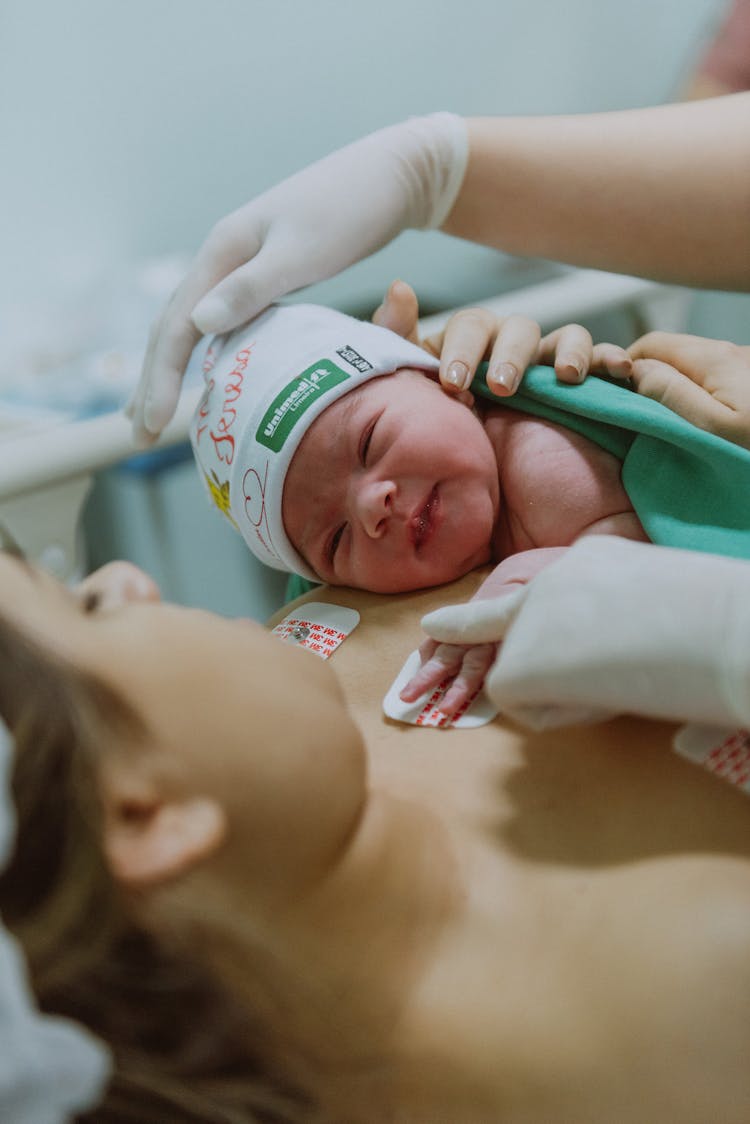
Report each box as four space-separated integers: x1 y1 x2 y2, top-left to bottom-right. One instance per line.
445 360 470 390
490 362 520 394
561 359 585 384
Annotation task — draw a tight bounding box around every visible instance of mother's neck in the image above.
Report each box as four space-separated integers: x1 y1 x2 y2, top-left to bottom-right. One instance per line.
196 784 461 1074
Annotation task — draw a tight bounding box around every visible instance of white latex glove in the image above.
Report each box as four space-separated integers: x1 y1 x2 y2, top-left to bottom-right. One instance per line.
421 536 750 730
129 112 468 445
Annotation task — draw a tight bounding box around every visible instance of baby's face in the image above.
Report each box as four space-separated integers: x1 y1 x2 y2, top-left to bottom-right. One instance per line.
282 369 500 592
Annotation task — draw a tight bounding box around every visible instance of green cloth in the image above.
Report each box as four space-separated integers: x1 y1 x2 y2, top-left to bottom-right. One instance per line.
472 363 750 559
285 571 320 602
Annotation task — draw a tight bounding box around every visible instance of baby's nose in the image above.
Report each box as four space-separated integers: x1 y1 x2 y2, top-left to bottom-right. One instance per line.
354 477 395 539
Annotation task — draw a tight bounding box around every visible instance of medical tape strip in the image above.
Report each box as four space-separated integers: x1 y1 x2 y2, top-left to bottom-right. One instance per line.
383 649 498 729
673 724 750 795
271 601 360 660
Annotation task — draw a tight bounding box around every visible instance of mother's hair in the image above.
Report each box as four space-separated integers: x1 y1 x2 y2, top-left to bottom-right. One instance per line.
0 606 316 1123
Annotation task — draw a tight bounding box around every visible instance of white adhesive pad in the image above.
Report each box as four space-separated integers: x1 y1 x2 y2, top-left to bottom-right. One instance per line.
272 602 360 660
673 724 750 795
383 649 499 728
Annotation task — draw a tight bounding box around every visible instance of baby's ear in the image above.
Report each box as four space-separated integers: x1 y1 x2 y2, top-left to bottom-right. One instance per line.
454 388 475 409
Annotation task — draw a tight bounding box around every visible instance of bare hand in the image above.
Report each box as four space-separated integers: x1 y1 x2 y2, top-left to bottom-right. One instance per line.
627 331 750 450
398 635 498 718
373 280 632 396
398 548 567 718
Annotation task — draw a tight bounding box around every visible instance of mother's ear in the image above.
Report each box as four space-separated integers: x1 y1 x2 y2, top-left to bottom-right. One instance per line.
100 761 226 888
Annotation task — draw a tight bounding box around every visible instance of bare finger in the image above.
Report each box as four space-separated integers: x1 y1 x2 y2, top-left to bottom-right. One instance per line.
536 324 592 384
437 308 499 393
629 357 737 435
628 331 749 391
589 342 633 379
372 279 421 344
484 315 542 397
437 644 497 717
399 642 465 703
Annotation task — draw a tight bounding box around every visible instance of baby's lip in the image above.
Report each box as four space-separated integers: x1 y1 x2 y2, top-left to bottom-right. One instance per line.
410 486 440 551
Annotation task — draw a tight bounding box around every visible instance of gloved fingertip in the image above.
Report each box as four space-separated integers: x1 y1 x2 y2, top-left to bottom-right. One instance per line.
192 294 240 335
131 422 160 450
142 399 168 441
420 605 462 631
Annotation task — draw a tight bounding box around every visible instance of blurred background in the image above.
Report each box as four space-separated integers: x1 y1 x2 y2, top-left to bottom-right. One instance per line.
1 0 748 618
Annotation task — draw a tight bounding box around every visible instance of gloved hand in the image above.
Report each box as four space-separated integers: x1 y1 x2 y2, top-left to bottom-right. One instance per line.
129 112 468 445
421 536 750 730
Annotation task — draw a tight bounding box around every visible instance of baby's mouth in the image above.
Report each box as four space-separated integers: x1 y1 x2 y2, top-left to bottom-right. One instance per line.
410 486 439 551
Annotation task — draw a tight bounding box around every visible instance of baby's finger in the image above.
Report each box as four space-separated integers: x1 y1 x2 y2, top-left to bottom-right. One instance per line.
417 637 439 664
437 644 497 717
437 308 498 393
399 643 465 703
537 324 592 384
485 315 542 397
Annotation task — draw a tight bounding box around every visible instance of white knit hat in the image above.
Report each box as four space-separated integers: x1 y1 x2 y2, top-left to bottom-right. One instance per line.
189 303 439 579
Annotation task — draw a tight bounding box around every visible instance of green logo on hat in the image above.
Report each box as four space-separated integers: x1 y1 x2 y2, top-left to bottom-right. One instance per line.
256 359 350 452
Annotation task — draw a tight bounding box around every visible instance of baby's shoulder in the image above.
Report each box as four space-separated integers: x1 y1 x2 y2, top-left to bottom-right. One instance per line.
482 404 612 482
482 405 636 551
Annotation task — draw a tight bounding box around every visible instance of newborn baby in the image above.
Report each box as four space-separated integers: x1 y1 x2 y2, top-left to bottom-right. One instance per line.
191 303 644 592
190 303 750 713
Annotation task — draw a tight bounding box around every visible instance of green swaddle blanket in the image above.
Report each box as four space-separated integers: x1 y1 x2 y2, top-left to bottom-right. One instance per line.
473 364 750 560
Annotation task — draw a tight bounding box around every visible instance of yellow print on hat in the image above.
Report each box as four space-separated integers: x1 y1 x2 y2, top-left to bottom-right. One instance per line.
204 470 239 529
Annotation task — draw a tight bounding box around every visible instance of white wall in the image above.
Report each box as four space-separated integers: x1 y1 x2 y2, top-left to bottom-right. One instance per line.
0 0 727 319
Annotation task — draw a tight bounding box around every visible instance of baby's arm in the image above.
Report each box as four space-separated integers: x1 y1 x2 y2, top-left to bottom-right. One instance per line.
399 548 568 717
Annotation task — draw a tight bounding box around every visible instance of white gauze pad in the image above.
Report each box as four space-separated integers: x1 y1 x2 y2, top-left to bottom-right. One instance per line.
271 602 359 660
673 724 750 796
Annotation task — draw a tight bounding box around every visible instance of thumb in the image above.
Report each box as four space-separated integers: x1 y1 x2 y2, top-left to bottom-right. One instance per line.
421 588 526 644
372 279 421 344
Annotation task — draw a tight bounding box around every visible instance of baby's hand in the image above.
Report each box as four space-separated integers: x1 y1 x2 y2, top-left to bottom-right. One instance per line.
399 548 570 718
399 635 498 718
373 280 632 397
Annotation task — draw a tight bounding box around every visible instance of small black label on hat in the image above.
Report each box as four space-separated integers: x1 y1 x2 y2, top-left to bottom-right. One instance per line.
336 345 373 374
